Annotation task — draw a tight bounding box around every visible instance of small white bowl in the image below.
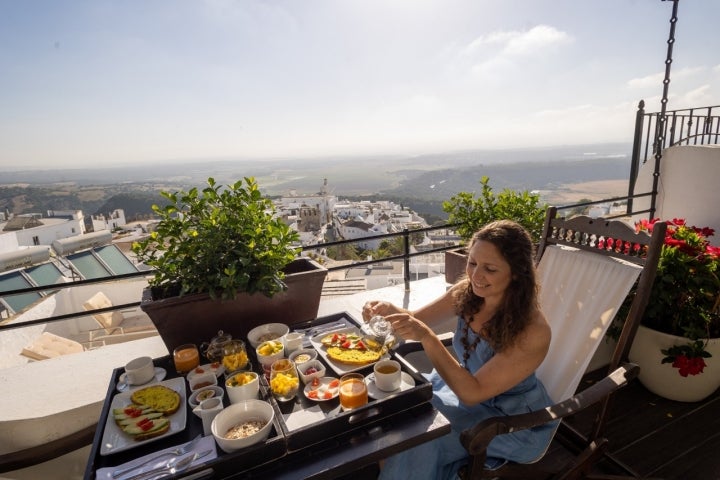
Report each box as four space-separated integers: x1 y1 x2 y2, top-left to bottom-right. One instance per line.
211 399 275 453
188 385 225 408
255 340 285 367
298 359 326 384
288 348 317 369
225 371 260 404
189 372 218 392
247 323 289 349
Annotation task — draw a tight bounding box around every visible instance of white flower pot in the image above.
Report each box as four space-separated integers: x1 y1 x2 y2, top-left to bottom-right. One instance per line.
629 324 720 402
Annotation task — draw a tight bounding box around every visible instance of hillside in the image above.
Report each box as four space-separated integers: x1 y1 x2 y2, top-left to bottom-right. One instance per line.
0 143 633 221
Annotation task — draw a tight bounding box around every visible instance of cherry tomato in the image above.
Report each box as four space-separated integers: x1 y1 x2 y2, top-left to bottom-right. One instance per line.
331 333 339 343
139 419 154 431
308 390 319 399
341 341 352 349
328 379 340 388
124 407 142 417
312 377 320 387
323 391 333 400
356 341 366 350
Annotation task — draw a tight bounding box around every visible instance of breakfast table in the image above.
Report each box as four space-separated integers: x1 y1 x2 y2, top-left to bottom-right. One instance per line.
83 312 451 479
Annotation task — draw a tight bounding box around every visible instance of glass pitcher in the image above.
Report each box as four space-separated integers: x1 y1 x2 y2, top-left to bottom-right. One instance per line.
200 330 233 364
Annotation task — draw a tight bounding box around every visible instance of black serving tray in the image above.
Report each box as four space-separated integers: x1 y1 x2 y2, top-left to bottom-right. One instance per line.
83 355 287 480
255 312 433 452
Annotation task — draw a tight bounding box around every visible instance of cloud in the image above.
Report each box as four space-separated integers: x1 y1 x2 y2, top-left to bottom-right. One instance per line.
628 66 706 89
463 25 572 58
671 84 714 108
460 25 571 81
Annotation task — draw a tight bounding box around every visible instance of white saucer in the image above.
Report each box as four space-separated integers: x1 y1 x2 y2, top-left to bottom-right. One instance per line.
365 371 415 400
116 367 167 392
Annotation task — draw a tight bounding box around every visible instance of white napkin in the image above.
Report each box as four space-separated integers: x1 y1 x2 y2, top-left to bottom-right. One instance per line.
282 405 326 431
95 435 217 479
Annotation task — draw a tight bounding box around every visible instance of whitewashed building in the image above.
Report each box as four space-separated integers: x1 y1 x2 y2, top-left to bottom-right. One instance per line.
91 209 127 232
0 210 85 253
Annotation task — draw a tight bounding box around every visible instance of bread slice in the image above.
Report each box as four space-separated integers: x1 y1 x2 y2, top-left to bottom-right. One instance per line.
326 346 382 365
130 385 181 415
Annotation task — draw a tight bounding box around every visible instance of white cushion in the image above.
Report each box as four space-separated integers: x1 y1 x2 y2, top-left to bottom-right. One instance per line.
83 291 124 334
21 332 84 361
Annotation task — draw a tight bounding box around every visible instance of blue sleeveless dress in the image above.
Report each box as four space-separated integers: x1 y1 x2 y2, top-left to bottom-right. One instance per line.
379 317 557 480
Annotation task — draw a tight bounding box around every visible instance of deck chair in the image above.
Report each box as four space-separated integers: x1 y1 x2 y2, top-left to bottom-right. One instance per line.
82 291 157 343
457 207 666 479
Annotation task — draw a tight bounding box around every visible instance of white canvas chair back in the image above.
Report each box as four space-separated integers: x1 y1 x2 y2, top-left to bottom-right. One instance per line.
535 245 642 403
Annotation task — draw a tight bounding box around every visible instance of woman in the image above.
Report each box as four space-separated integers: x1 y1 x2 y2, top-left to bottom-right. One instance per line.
362 220 555 479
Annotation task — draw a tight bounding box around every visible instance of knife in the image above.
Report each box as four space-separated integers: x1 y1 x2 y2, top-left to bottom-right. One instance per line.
122 449 212 480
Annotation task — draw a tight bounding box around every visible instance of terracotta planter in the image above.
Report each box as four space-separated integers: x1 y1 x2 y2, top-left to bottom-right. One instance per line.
141 258 328 353
444 247 468 284
629 324 720 402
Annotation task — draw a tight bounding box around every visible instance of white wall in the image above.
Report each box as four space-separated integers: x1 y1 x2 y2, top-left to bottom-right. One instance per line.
632 145 720 240
0 233 20 254
14 218 85 247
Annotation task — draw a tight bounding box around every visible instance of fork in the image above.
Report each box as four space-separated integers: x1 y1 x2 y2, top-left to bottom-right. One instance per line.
111 434 201 478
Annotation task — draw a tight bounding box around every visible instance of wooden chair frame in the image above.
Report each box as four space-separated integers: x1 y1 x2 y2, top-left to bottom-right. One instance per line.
458 207 666 479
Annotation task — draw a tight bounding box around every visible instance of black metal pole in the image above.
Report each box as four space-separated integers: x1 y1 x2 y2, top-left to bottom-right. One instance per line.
651 0 680 220
628 100 646 214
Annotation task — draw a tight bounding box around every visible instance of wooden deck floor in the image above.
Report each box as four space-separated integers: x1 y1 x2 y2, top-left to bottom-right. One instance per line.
561 368 720 480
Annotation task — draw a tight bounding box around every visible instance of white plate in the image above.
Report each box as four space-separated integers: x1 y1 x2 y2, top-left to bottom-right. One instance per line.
309 327 388 376
303 376 340 402
116 367 167 393
186 363 225 382
365 371 416 400
100 377 187 456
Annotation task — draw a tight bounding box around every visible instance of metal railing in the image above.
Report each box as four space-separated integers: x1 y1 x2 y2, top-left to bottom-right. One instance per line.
0 189 654 336
636 103 720 165
0 224 463 334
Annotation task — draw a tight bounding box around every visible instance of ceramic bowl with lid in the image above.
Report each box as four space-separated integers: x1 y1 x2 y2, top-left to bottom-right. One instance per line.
288 348 317 369
188 385 225 408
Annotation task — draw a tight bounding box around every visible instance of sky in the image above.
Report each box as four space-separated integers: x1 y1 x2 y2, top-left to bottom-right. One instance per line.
1 0 718 169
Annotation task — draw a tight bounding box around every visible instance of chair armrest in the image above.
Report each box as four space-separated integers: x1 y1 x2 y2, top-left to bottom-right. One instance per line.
461 363 640 455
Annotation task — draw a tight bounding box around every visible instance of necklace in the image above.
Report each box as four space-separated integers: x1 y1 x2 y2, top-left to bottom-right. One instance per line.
460 319 483 368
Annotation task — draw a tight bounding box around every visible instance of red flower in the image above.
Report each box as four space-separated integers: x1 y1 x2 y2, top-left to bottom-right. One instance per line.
671 218 686 227
671 354 707 377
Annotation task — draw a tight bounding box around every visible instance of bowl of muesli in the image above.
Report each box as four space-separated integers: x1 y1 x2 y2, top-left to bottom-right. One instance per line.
211 399 274 452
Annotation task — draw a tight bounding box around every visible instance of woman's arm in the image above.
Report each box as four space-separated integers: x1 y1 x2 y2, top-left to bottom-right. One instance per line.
390 308 551 405
362 283 460 327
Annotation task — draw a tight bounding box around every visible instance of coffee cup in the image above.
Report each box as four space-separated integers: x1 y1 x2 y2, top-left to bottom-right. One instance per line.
124 356 155 385
373 359 402 392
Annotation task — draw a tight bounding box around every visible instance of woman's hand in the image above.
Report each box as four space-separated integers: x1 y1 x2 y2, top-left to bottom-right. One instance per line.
386 313 433 343
361 300 404 322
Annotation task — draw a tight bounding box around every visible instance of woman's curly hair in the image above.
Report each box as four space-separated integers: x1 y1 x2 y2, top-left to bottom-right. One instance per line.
451 220 539 352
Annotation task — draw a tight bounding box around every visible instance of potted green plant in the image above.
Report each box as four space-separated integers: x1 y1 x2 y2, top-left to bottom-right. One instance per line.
441 176 547 283
132 177 328 352
627 218 720 401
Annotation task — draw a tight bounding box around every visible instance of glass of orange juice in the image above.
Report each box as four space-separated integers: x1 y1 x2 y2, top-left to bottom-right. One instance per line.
339 373 368 410
173 343 200 374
